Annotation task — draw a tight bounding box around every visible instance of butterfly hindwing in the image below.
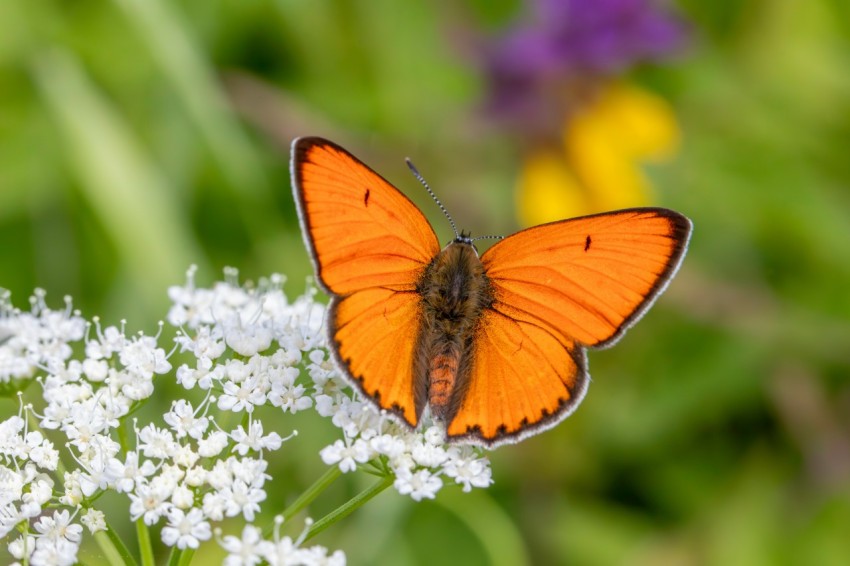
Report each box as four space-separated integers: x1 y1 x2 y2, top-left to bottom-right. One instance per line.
446 307 588 444
330 287 426 425
291 137 441 427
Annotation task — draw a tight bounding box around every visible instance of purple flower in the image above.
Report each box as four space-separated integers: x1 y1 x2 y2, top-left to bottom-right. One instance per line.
485 0 688 129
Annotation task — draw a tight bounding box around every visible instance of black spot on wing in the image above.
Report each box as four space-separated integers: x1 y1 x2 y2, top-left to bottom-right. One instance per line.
584 235 591 252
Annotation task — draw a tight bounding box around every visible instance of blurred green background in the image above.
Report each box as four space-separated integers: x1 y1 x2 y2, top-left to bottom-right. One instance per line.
2 0 850 564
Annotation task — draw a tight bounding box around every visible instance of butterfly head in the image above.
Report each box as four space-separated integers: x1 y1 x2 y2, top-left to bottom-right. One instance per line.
442 232 478 256
455 231 474 245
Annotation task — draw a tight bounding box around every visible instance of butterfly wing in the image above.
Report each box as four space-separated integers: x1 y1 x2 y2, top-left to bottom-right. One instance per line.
447 208 691 445
291 137 441 426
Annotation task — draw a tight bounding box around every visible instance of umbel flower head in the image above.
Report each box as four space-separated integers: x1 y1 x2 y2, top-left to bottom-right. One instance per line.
483 0 688 223
0 267 492 564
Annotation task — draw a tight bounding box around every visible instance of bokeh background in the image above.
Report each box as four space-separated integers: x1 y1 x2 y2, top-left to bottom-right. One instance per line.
2 0 850 564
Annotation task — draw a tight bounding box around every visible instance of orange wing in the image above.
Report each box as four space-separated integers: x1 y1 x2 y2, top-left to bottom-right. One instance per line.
291 137 440 426
448 208 691 445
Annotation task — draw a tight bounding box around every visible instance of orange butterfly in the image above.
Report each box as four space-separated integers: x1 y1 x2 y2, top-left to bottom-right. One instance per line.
291 137 691 447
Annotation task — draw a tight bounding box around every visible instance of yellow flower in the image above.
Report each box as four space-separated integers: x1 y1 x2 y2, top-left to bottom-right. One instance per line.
517 83 680 226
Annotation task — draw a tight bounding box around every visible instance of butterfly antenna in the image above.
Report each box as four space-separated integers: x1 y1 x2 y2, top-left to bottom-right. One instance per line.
472 234 504 242
406 158 460 240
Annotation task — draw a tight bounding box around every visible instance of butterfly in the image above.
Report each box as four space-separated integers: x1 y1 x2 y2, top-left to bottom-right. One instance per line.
290 137 692 447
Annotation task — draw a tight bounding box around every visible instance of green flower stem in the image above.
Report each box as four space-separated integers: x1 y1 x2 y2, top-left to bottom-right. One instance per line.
277 466 343 527
20 521 30 566
166 547 195 566
136 518 155 566
116 417 130 453
303 474 394 543
96 527 137 566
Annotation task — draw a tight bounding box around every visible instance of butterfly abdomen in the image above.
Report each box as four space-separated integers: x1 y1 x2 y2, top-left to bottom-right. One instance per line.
415 242 493 422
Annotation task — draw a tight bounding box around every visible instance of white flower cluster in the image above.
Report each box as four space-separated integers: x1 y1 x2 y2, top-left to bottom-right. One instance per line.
168 267 492 502
219 520 345 566
0 266 493 564
315 362 493 501
0 290 95 565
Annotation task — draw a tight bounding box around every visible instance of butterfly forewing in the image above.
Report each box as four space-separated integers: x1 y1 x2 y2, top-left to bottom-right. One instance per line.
292 138 440 295
291 138 441 427
481 209 691 348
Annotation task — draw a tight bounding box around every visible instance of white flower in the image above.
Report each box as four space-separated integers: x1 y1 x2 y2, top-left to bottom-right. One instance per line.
218 480 266 521
205 459 234 491
0 465 23 506
30 537 79 566
128 482 171 525
81 358 108 382
197 430 229 458
78 453 115 497
370 434 407 460
106 451 155 493
22 475 54 517
268 367 313 413
115 367 155 401
174 325 226 362
224 320 274 357
163 400 209 439
171 483 195 509
423 425 445 445
229 457 269 487
7 534 36 560
81 508 106 533
0 416 25 445
86 324 126 360
224 359 252 383
201 491 228 521
175 363 213 390
320 439 371 473
443 448 493 492
0 502 23 539
119 335 171 379
217 374 267 413
33 509 82 543
314 394 338 418
171 444 200 469
160 507 211 549
410 439 448 468
221 525 273 566
137 425 177 459
157 464 186 491
331 399 380 439
393 468 443 501
59 471 83 507
231 421 283 455
296 547 347 566
260 527 347 566
28 436 59 470
184 465 207 487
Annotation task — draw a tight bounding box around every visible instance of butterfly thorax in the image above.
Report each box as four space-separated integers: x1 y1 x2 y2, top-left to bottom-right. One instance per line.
414 242 493 423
